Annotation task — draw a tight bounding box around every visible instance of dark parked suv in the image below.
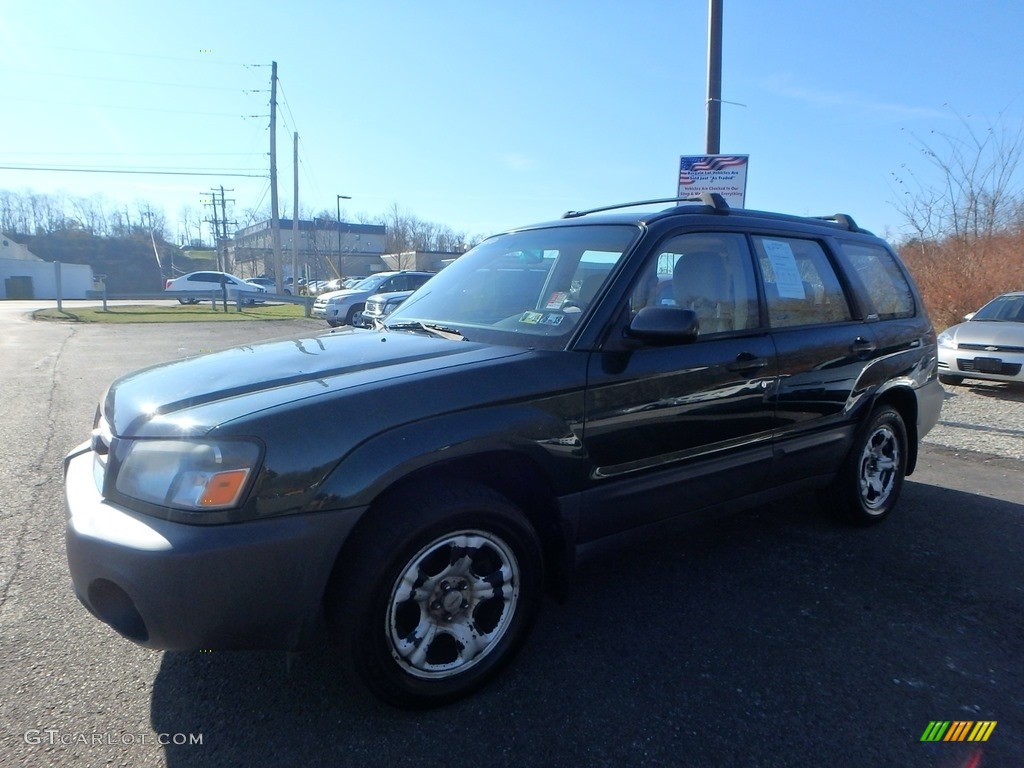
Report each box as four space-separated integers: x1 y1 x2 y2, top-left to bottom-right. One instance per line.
64 195 943 707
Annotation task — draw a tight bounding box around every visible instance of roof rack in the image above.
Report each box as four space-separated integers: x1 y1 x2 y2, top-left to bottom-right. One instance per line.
562 193 730 219
811 214 864 233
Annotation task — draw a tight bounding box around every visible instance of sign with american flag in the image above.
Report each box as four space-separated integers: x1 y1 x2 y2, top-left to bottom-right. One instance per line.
677 154 749 208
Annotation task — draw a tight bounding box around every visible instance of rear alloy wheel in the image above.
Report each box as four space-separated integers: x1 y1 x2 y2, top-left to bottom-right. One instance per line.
830 406 908 524
335 485 542 708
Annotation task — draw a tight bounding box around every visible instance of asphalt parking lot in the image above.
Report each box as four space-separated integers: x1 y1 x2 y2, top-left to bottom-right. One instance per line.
1 307 1021 767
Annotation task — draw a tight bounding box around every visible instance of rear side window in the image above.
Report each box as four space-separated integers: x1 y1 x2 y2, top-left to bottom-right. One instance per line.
752 236 852 328
838 242 915 319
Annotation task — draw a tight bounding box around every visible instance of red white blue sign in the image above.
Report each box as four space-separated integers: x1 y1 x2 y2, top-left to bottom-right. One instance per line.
677 155 749 208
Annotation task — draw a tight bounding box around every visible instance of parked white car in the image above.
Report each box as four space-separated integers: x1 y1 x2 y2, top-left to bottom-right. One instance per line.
164 271 268 305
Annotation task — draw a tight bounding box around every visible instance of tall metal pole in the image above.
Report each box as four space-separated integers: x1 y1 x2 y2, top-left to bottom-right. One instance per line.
706 0 723 155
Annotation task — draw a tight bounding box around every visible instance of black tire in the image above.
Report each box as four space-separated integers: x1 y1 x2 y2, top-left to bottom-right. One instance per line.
827 405 908 525
331 484 543 708
345 304 364 326
939 373 964 386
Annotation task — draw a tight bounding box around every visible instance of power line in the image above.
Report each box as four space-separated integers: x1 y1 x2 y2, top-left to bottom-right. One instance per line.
2 151 265 157
5 96 247 118
0 165 266 178
1 66 245 92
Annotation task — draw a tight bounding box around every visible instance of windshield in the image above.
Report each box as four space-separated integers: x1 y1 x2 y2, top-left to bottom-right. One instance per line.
385 224 639 348
972 294 1024 322
354 274 390 291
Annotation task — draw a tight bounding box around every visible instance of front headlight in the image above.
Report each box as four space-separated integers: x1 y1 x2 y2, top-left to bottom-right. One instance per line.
937 331 956 349
114 439 261 511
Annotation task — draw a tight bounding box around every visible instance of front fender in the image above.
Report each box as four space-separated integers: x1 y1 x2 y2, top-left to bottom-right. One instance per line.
309 399 587 511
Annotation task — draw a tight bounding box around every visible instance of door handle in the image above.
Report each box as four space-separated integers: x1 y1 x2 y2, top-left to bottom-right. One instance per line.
726 353 768 374
851 336 877 358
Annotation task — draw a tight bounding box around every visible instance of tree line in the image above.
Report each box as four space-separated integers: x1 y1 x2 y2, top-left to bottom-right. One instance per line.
0 190 169 241
2 189 478 256
893 111 1024 329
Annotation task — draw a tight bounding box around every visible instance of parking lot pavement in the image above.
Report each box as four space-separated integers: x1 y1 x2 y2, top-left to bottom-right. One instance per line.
1 316 1021 767
925 380 1024 460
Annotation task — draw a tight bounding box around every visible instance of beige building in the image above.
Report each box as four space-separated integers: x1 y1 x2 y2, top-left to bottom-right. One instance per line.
233 219 387 280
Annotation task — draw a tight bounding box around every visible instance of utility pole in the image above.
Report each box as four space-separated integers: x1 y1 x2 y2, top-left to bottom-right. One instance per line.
206 192 222 271
292 132 299 290
269 61 284 293
706 0 723 154
219 185 235 274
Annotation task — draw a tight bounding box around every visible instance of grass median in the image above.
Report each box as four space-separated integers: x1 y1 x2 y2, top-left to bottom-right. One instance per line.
35 302 311 323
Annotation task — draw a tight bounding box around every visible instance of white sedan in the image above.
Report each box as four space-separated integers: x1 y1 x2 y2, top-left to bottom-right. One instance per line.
164 271 268 305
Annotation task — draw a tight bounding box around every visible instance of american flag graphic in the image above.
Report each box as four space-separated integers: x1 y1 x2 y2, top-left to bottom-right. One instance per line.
678 155 747 185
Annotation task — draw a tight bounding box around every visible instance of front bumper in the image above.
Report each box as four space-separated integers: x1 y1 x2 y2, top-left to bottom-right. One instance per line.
938 346 1024 383
311 303 344 322
64 448 362 651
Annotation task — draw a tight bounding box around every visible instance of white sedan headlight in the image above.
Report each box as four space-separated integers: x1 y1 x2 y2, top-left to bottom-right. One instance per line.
114 439 261 510
937 331 956 349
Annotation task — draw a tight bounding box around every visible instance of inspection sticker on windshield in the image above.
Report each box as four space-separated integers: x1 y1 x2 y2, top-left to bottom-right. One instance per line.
519 311 543 324
545 292 568 309
762 239 805 299
541 313 564 326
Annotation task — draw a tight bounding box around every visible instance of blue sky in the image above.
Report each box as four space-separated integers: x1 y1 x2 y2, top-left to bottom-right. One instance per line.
2 0 1022 245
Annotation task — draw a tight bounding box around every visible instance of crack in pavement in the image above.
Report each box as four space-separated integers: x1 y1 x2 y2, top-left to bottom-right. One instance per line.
0 324 77 613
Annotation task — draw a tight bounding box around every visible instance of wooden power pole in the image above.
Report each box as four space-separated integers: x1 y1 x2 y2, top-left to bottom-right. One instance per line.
292 131 299 290
269 61 284 292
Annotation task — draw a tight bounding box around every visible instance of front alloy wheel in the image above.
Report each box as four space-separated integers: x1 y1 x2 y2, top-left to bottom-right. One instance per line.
334 484 542 708
388 530 520 680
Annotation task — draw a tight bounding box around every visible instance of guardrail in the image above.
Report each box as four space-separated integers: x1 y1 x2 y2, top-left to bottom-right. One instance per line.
84 288 314 317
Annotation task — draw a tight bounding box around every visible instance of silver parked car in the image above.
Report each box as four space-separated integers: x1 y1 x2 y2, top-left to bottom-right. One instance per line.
354 289 414 328
312 271 433 327
937 291 1024 385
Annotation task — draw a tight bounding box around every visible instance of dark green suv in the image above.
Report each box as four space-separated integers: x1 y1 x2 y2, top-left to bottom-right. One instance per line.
65 196 943 707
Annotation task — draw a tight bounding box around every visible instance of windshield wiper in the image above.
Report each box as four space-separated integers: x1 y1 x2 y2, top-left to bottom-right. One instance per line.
385 321 465 341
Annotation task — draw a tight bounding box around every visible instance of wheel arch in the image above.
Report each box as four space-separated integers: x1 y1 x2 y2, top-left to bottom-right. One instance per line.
870 384 919 474
322 450 574 633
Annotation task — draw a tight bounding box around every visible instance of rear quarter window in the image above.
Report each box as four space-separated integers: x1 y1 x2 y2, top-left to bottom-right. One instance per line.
838 242 915 319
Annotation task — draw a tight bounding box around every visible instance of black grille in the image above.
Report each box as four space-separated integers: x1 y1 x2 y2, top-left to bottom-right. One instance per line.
956 358 1023 375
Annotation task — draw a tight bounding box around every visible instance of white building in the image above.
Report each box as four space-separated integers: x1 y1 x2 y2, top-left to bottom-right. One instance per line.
0 235 95 299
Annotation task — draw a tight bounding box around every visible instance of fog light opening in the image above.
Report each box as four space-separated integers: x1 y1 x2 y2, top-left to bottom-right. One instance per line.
88 579 149 643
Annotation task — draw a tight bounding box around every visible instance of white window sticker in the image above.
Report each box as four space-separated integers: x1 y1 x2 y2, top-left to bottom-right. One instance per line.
763 239 805 299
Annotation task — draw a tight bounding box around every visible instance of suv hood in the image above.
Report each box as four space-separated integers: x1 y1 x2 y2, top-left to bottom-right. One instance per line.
317 287 366 301
103 330 527 438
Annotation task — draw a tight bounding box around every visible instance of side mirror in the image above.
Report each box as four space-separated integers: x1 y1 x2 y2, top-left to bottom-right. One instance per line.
964 312 976 321
626 306 699 344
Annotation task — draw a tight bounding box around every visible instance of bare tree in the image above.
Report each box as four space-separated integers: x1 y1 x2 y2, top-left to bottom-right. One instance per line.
892 109 1024 328
892 109 1024 245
